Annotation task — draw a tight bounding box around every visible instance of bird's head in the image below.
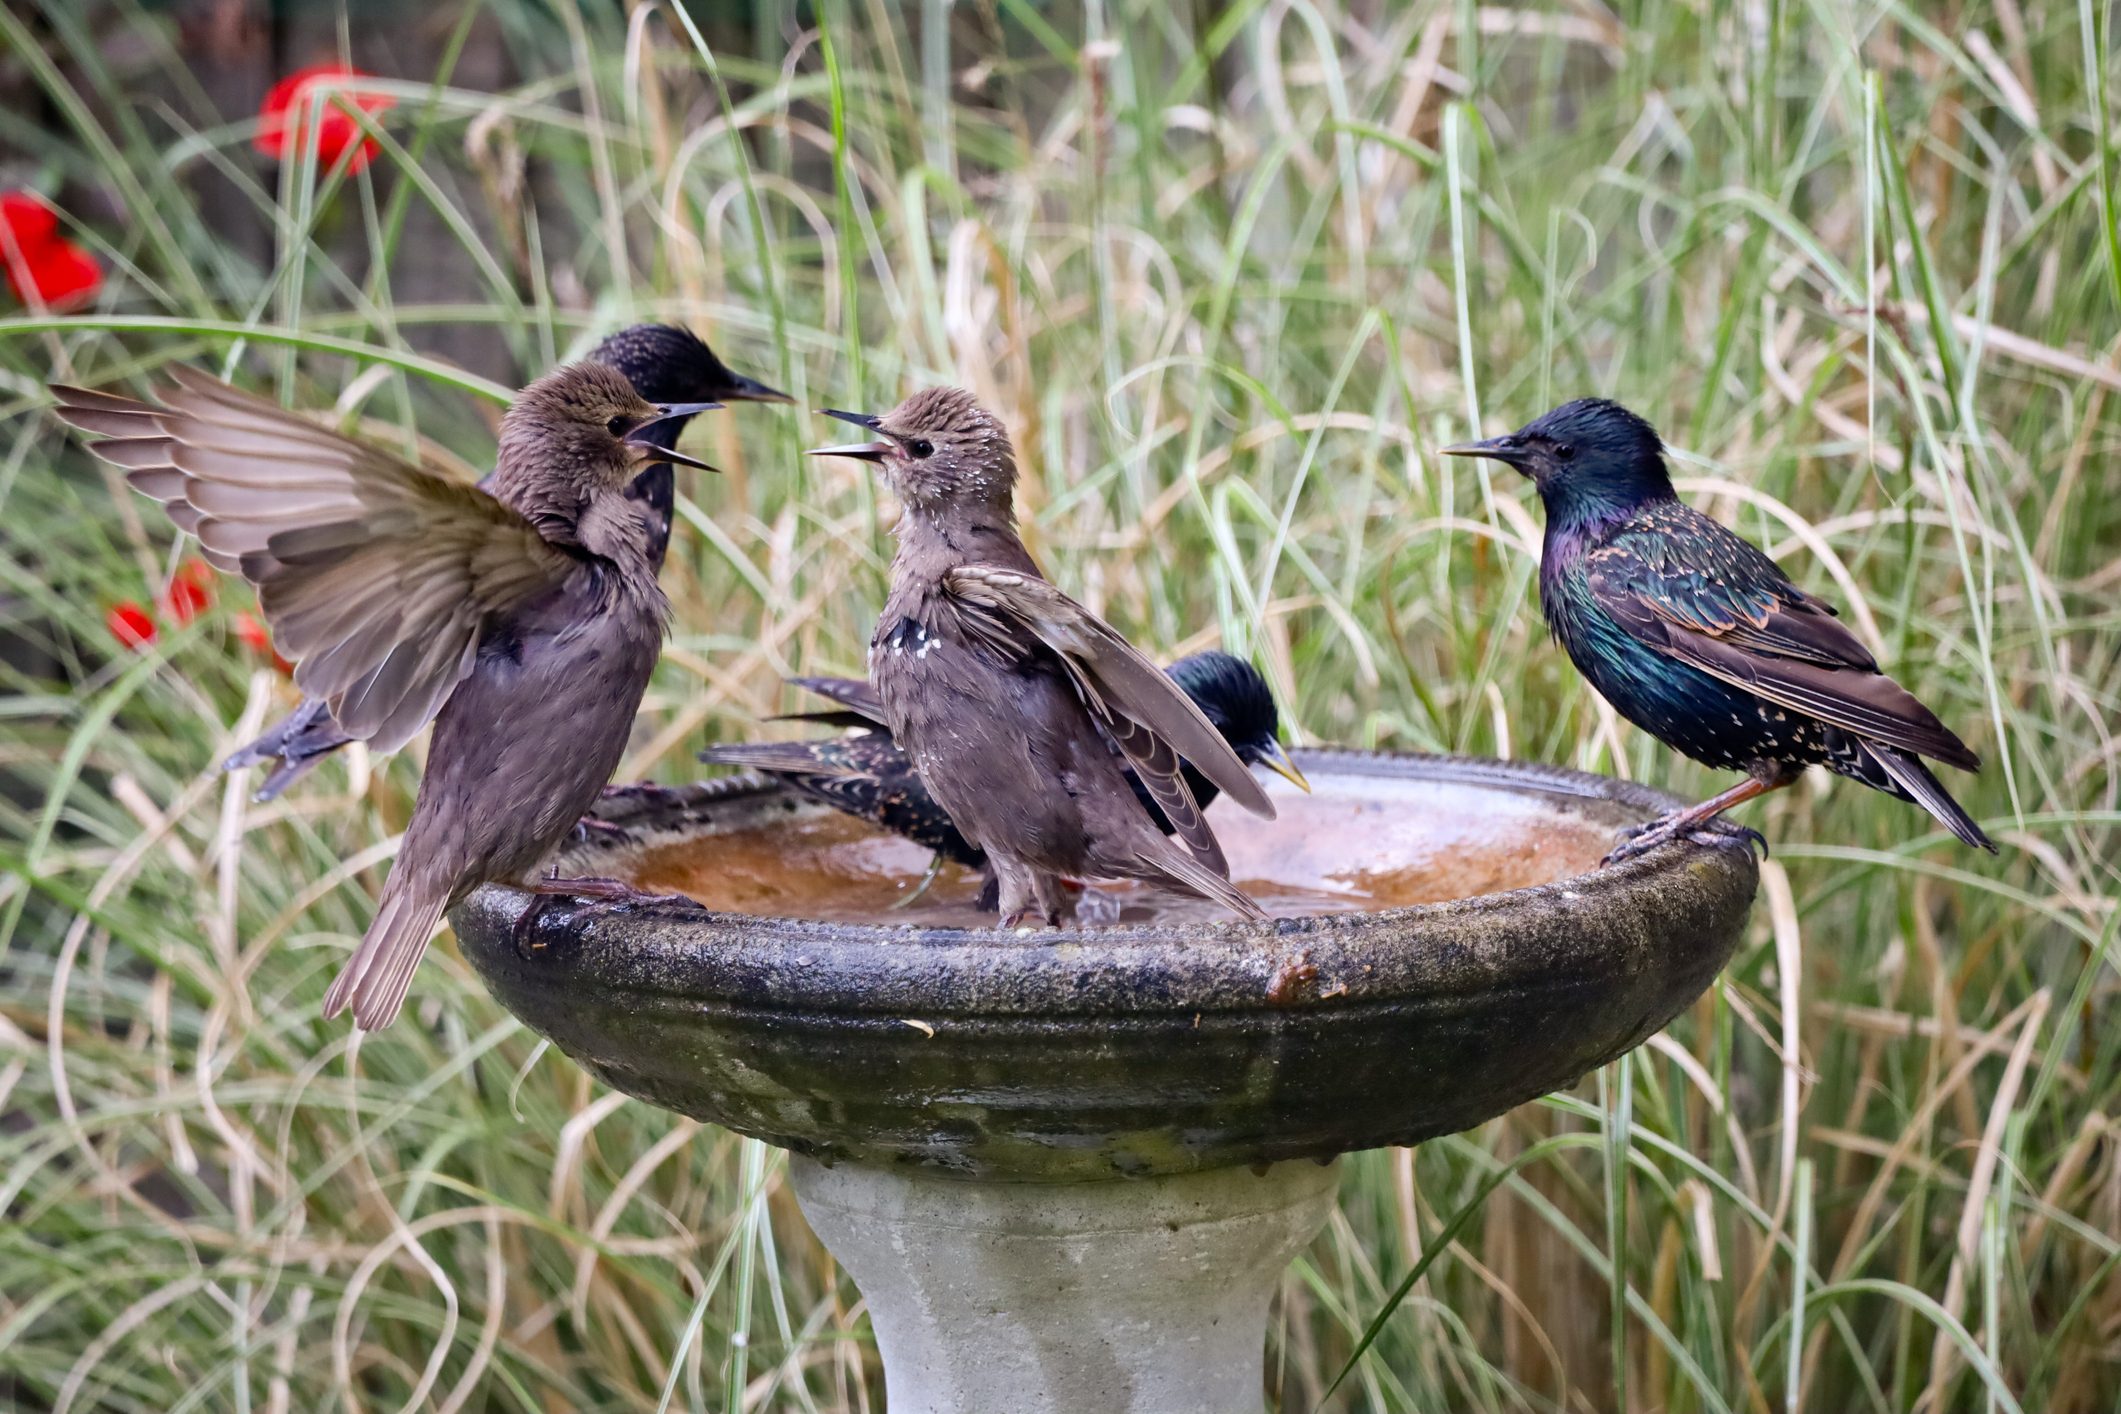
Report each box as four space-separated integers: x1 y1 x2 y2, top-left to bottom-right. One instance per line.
808 387 1017 513
1442 398 1673 519
1166 651 1309 792
589 323 792 408
497 361 721 493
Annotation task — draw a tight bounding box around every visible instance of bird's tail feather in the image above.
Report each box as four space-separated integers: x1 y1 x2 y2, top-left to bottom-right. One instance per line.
323 874 452 1029
1141 844 1268 923
1865 743 1998 853
701 742 865 777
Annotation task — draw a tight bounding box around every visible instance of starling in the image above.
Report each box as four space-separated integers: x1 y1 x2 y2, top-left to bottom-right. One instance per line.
701 651 1309 881
222 323 788 801
810 389 1277 926
1443 399 1995 862
55 362 720 1027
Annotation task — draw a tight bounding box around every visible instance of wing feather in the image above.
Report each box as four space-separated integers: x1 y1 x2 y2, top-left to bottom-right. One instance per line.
1587 532 1980 772
54 375 574 753
942 566 1274 875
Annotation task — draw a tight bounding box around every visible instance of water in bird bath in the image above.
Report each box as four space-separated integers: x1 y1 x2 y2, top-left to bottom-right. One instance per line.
623 767 1618 927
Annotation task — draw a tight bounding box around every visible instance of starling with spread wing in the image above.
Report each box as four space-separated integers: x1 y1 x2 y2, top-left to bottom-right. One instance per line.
55 361 720 1027
223 323 788 800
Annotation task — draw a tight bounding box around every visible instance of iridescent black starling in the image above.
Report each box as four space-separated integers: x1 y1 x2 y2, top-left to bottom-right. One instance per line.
1445 399 1994 863
56 362 720 1027
702 651 1308 876
810 389 1277 926
222 323 788 800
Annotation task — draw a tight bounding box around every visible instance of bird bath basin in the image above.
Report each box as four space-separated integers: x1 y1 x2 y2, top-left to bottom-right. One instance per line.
454 748 1757 1413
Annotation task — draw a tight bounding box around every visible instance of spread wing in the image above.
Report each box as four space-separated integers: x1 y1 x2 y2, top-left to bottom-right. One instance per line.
1587 507 1979 771
942 566 1275 874
54 369 575 753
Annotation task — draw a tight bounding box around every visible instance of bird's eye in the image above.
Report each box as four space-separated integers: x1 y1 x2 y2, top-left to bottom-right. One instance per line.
1554 443 1576 461
908 438 935 459
607 415 632 437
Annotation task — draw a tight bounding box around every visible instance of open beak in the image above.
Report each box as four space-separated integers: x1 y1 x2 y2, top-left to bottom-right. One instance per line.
1439 435 1529 469
1256 739 1311 793
625 402 722 473
719 372 795 404
808 408 892 463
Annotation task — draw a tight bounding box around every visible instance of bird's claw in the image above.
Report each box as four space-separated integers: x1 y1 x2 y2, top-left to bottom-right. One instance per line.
1602 813 1767 867
570 815 634 845
1691 819 1769 859
514 874 657 951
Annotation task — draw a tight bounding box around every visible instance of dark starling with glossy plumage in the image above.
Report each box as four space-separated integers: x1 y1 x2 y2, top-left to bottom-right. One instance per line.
1444 399 1995 862
701 651 1309 873
810 389 1277 926
222 323 789 801
56 362 720 1027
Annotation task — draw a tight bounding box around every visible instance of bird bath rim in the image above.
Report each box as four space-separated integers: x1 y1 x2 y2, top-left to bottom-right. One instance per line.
478 745 1738 969
451 747 1757 1180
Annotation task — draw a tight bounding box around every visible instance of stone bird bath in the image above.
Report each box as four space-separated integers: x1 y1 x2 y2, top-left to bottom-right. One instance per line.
453 749 1757 1413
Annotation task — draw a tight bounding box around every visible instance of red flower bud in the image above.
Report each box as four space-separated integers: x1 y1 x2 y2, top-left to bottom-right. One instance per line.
234 611 295 675
107 601 157 650
234 611 270 653
165 559 215 624
256 65 395 176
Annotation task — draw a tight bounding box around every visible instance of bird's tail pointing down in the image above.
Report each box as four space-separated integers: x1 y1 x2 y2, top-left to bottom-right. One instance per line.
323 872 453 1030
1142 843 1270 923
1866 743 1999 854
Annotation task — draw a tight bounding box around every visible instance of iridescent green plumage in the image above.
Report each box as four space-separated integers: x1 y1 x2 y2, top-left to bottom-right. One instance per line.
1446 399 1994 860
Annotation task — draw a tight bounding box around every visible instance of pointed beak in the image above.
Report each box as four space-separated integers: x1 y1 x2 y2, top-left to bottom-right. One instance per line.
1255 739 1311 793
625 403 722 473
719 372 795 404
809 408 892 462
1439 435 1529 470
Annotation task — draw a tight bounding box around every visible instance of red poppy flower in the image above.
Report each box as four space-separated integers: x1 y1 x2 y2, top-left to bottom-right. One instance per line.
255 65 394 175
107 601 157 650
8 240 100 309
6 240 101 309
0 191 101 311
164 559 215 624
0 192 59 254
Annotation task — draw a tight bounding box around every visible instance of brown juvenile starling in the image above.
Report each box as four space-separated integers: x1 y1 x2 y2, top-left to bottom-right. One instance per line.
810 388 1275 926
1444 398 1994 862
55 362 718 1027
222 323 787 800
702 652 1308 882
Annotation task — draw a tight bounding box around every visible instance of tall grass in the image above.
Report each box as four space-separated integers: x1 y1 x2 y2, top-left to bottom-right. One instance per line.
1 1 2115 1409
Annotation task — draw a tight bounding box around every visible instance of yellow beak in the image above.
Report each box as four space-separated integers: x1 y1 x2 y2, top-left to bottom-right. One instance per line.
1257 739 1311 793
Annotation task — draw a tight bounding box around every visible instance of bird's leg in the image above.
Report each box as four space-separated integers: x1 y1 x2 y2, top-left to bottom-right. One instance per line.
1032 872 1077 928
890 853 947 910
993 860 1065 930
1605 764 1796 866
512 873 646 948
524 874 640 900
571 816 634 845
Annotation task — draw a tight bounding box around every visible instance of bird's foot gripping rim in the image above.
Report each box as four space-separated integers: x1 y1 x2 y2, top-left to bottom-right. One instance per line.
1603 811 1768 867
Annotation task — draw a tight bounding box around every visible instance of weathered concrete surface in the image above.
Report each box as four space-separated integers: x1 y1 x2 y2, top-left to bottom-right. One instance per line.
455 749 1758 1179
790 1155 1342 1414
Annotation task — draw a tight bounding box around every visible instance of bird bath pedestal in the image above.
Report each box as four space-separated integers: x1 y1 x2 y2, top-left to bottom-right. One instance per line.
453 750 1757 1413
